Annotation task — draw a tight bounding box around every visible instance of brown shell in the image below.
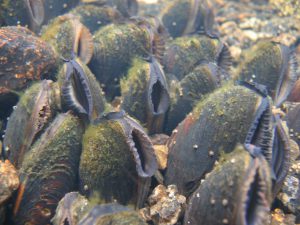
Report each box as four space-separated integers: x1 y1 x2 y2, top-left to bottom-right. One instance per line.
0 26 58 94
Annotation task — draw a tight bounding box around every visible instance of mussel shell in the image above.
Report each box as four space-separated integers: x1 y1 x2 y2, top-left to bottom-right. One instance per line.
184 145 272 225
0 0 79 33
105 0 138 17
51 192 89 225
0 26 58 94
13 112 84 225
79 111 157 208
41 16 94 64
121 57 170 134
162 34 231 80
271 115 290 197
165 83 273 196
164 62 220 134
59 58 107 122
78 203 146 225
68 4 123 33
88 21 153 100
237 41 298 107
160 0 215 38
3 80 59 169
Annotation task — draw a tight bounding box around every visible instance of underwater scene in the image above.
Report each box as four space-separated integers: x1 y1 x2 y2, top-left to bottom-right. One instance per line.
0 0 300 224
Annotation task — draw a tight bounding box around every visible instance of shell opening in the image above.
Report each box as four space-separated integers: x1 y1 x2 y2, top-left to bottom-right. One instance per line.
151 80 164 113
25 0 45 27
132 129 146 172
244 170 267 225
245 98 272 162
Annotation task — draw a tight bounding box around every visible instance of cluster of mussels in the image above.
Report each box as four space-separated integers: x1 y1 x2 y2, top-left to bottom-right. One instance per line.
0 0 300 224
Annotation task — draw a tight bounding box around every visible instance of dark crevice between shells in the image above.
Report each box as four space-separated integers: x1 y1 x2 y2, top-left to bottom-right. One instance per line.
244 97 273 163
61 60 93 121
239 159 269 225
274 46 298 107
147 59 170 134
271 116 290 196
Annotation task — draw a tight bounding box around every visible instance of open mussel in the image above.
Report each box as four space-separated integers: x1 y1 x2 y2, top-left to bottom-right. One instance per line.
162 34 232 81
0 26 58 106
160 0 215 38
0 0 79 33
88 16 165 100
237 41 298 106
164 62 221 134
41 15 94 65
121 57 170 134
3 80 60 169
13 112 84 225
184 144 272 225
165 82 274 196
79 111 157 208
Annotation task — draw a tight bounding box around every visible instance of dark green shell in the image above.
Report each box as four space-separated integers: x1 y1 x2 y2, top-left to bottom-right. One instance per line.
183 145 272 225
164 62 219 134
162 34 230 80
0 26 58 94
3 81 60 169
160 0 215 38
121 57 170 134
237 41 298 106
88 22 153 100
68 5 123 33
41 16 94 64
79 112 157 208
58 58 108 122
165 83 273 196
13 112 84 225
0 0 79 32
78 203 146 225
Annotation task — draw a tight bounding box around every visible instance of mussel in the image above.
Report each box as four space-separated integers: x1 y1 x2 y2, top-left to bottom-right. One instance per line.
162 34 232 81
0 26 58 103
88 17 165 100
165 82 273 196
121 57 170 134
13 112 84 225
237 41 298 106
79 111 157 208
184 144 272 225
160 0 215 38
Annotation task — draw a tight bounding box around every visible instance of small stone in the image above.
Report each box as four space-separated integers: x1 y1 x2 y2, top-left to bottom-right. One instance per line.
222 199 228 206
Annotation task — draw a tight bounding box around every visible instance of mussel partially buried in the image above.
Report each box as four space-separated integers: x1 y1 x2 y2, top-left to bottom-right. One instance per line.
13 112 84 225
184 145 272 225
162 34 232 81
164 62 221 134
41 15 94 65
165 82 273 196
79 111 157 208
3 80 60 169
237 41 298 106
121 57 170 134
160 0 215 38
88 17 165 100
